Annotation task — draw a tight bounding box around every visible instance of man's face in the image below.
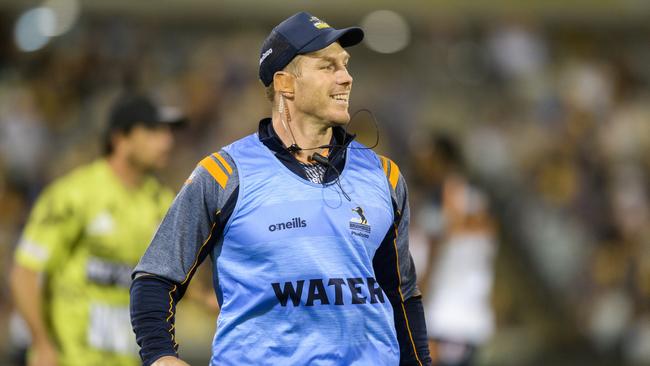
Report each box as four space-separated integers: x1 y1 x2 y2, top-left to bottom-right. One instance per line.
120 124 174 172
291 42 353 127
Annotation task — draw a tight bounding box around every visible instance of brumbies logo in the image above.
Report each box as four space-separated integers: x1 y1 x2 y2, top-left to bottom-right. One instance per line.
309 16 330 29
350 206 371 238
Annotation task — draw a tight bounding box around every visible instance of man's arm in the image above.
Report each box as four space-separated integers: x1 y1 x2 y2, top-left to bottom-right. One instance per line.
10 265 58 366
374 156 432 366
11 177 84 366
130 151 238 366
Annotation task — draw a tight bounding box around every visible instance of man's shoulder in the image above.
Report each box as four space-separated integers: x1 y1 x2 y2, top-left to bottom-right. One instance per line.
187 149 240 199
375 154 402 192
221 132 260 154
374 154 409 210
41 160 107 200
346 141 382 167
191 130 265 186
56 158 103 180
166 150 239 219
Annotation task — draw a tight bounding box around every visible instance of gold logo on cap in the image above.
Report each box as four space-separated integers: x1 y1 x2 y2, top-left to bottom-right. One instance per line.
309 16 330 29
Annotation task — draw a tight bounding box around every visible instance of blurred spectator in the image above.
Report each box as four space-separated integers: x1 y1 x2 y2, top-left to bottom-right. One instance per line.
0 85 49 196
417 134 498 366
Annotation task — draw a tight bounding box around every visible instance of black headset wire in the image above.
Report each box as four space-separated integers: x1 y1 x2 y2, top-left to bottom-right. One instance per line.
301 108 381 201
291 108 380 153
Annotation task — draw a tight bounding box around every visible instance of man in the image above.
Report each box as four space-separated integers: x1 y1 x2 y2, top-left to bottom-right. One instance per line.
130 12 431 366
10 94 182 366
417 134 498 366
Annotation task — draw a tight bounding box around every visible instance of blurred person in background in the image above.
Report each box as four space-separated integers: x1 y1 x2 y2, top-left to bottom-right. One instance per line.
9 94 183 366
417 134 498 366
130 11 430 366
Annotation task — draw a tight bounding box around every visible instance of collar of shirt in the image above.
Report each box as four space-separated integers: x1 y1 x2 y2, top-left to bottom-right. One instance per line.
257 118 355 184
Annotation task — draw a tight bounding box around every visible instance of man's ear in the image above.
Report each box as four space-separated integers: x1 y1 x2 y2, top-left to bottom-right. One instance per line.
273 72 295 98
109 129 128 154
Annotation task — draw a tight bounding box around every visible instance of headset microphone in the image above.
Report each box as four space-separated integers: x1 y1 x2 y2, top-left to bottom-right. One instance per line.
309 152 329 165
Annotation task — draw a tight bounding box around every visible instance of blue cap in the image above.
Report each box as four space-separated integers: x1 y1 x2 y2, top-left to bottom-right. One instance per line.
259 12 364 87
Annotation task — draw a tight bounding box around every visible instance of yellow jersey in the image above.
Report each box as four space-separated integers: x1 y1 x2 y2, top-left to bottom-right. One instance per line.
15 159 174 366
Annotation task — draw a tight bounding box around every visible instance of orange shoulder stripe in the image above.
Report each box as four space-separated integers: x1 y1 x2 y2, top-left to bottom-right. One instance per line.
388 159 400 190
212 152 233 174
199 155 229 189
380 155 389 175
379 155 400 190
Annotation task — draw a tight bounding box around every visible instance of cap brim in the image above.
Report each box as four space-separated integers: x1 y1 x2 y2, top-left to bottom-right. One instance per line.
163 117 187 128
139 117 187 130
299 27 364 54
157 106 187 128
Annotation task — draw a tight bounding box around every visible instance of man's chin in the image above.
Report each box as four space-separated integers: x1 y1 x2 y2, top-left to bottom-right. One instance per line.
140 159 169 173
329 113 351 126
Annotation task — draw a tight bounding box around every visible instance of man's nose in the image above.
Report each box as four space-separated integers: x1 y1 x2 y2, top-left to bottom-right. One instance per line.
337 68 353 85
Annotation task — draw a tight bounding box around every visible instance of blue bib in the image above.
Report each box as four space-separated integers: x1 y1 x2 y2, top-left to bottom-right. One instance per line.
212 134 399 365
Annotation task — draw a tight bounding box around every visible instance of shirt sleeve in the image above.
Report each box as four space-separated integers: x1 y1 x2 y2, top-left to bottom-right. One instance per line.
14 178 84 273
130 150 239 365
374 156 420 299
133 150 238 283
374 156 431 366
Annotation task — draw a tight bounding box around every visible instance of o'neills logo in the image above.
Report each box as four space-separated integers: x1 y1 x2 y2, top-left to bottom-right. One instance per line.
268 217 307 232
259 48 273 65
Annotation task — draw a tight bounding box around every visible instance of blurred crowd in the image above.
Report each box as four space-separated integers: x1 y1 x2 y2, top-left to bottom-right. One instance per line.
1 8 649 366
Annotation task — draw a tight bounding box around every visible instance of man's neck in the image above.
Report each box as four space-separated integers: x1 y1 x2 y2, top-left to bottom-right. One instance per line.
271 111 332 163
107 154 145 189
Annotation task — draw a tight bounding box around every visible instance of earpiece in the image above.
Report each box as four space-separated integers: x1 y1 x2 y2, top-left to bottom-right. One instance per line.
278 95 284 114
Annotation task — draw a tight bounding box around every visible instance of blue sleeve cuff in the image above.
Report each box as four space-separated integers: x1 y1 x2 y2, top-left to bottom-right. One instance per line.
130 275 182 365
